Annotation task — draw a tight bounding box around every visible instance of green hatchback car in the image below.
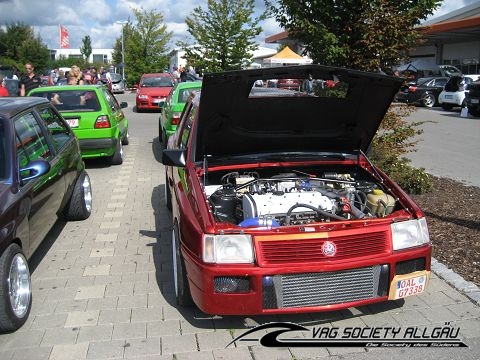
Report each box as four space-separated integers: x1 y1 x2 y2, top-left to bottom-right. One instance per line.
28 85 129 165
159 80 202 144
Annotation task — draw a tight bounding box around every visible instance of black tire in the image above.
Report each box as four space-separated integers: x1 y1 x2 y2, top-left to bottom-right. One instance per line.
121 129 129 145
172 224 193 307
442 104 453 110
109 139 124 165
159 129 167 152
468 106 480 117
0 244 32 332
422 94 435 108
64 171 92 221
165 170 172 211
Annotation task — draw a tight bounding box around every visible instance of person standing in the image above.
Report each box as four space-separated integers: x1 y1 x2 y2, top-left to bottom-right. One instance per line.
20 62 42 96
0 75 10 96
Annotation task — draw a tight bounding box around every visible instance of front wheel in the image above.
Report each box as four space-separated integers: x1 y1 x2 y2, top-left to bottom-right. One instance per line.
64 171 92 221
121 129 129 145
422 93 435 108
172 224 193 307
165 170 172 211
0 244 32 332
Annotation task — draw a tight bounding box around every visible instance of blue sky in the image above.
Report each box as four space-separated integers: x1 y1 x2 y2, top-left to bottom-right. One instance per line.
0 0 477 50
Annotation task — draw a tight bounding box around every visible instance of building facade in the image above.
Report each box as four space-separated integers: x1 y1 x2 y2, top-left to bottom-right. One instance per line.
49 48 114 64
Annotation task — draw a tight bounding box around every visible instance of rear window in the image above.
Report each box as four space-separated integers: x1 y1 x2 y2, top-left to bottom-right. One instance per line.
30 90 101 112
178 88 200 103
249 75 349 99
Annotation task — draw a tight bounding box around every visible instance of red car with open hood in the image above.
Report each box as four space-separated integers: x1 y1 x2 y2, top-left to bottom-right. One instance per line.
162 65 432 315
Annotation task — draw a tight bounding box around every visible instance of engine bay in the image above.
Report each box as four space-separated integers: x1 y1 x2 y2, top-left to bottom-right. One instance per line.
204 167 399 227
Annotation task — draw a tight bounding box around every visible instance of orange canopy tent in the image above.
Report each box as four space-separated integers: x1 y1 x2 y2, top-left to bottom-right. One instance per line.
263 46 313 66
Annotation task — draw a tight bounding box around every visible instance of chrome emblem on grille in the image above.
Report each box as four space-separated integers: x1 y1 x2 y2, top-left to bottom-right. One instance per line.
321 241 337 257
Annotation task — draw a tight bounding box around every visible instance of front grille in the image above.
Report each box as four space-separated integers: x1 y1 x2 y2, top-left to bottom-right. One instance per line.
257 231 389 266
263 265 389 309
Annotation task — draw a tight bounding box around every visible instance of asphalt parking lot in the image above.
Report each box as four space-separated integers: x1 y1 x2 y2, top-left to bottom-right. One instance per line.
0 93 479 360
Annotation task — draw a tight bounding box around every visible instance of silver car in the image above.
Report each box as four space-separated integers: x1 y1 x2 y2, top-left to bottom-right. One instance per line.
111 73 126 94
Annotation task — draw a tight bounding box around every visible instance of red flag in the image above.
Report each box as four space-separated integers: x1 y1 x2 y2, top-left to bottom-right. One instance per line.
60 25 69 49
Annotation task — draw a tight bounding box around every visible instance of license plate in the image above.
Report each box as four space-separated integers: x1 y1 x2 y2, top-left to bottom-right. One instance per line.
388 271 429 300
445 95 453 99
152 98 165 104
472 98 479 104
66 118 79 128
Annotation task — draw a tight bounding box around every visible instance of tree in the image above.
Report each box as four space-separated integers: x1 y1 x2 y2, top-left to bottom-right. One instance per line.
179 0 267 72
267 0 441 72
120 8 172 85
0 22 50 72
267 0 439 193
80 35 93 64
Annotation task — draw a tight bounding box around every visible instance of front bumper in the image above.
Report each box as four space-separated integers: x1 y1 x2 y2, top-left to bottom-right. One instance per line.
136 97 166 110
184 245 431 315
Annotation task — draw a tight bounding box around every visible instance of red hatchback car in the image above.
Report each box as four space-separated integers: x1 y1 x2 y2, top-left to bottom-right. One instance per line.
136 73 175 112
162 65 432 315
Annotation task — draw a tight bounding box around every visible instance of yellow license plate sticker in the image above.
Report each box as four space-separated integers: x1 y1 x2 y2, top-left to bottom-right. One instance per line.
388 270 430 300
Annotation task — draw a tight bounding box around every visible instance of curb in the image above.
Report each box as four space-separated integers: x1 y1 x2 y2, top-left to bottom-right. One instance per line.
431 257 480 305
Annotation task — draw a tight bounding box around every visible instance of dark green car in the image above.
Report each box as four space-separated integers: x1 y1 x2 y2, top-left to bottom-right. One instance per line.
28 85 129 165
159 80 202 144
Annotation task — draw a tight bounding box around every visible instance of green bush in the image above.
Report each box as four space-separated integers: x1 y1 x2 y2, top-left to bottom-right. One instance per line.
370 103 433 194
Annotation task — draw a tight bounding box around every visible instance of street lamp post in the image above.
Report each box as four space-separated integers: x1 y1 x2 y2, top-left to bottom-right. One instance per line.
116 21 127 80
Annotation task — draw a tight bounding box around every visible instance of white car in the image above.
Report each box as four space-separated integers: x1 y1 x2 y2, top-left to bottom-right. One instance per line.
438 75 472 110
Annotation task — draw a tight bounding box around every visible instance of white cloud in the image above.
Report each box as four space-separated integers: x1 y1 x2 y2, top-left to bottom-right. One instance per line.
0 0 475 51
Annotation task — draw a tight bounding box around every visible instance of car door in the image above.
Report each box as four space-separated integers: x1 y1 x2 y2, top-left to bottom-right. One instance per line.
36 105 80 195
14 110 66 256
103 88 126 137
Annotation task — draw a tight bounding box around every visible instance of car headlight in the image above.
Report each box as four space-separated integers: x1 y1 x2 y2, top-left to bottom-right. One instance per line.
137 94 149 100
203 234 254 264
391 218 430 250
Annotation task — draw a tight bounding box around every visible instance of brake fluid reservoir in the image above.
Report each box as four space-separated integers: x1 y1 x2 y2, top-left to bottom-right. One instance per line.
366 189 396 217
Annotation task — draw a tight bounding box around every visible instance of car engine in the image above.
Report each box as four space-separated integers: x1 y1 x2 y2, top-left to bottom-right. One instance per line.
206 171 396 227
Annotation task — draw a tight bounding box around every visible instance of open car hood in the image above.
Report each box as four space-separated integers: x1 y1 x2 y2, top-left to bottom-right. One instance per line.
193 65 403 162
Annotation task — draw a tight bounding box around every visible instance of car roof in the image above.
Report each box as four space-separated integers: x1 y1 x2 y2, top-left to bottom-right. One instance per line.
29 85 105 92
0 97 49 118
175 81 202 89
141 73 173 78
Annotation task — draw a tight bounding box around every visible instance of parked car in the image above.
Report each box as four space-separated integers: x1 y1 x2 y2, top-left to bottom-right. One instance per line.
158 80 202 144
395 77 449 107
28 85 129 165
0 97 92 332
438 75 473 110
466 80 480 117
110 73 126 94
161 65 432 315
277 78 301 91
136 73 175 112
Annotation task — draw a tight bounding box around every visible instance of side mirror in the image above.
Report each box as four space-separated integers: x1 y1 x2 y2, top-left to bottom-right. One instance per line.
20 159 51 182
161 149 186 167
158 101 165 108
120 102 128 108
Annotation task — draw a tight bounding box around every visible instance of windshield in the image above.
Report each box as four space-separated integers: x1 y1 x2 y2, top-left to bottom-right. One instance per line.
141 77 174 88
111 73 122 82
